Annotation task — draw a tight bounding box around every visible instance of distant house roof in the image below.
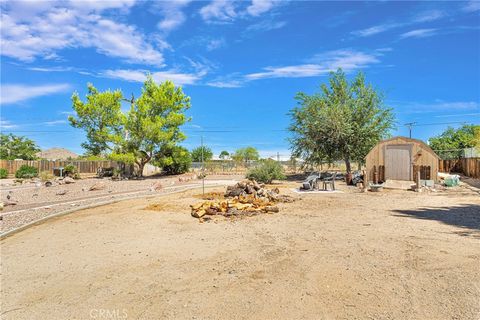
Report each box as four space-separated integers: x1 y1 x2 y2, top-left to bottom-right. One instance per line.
36 148 78 160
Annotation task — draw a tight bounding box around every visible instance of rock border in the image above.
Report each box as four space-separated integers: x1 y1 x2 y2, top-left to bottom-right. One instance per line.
0 183 228 240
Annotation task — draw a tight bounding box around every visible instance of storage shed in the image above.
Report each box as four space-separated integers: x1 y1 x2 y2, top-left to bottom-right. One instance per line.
365 136 440 183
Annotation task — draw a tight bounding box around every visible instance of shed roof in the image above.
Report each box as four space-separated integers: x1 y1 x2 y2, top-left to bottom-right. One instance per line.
368 136 440 160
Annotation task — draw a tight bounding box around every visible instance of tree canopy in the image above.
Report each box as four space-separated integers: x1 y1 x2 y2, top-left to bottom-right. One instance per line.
154 145 192 175
219 150 230 159
0 134 40 160
288 69 395 172
69 76 191 176
232 147 260 163
428 124 480 159
191 146 213 162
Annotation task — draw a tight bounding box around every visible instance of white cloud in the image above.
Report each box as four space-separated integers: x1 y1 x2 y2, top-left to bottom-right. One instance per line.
246 49 380 80
425 101 480 110
352 23 400 37
246 64 326 80
0 2 164 65
413 10 445 23
102 69 205 86
0 119 18 129
207 80 243 88
247 0 277 16
462 1 480 12
0 84 70 105
394 100 480 114
206 38 226 51
245 20 286 32
67 0 137 12
352 9 446 38
42 120 67 126
400 28 437 39
200 0 237 22
154 0 192 31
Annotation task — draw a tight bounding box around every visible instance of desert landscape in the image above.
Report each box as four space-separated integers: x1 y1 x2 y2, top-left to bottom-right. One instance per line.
2 180 479 320
1 1 479 319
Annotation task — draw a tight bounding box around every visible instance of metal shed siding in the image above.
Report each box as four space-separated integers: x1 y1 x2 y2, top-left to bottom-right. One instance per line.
365 137 439 182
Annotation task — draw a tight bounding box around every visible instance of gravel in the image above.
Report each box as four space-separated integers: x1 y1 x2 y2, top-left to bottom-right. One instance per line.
0 174 239 235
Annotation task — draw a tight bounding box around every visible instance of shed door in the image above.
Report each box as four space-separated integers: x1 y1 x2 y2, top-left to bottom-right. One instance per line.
385 145 411 180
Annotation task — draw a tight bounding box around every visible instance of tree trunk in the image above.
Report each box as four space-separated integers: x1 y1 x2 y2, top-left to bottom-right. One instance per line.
345 158 352 173
137 161 145 177
136 155 152 178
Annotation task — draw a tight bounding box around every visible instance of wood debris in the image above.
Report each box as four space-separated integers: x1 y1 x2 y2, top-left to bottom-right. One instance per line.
190 179 294 219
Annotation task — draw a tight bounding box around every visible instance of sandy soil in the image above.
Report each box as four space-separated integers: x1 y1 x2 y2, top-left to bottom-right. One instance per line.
1 182 479 320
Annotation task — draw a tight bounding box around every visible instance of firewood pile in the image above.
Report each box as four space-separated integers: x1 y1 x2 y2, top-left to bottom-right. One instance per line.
190 179 294 219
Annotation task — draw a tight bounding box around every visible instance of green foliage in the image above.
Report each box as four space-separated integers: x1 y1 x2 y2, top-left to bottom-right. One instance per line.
191 146 213 162
69 84 124 156
246 159 286 184
15 165 38 179
154 145 192 175
232 147 260 163
0 134 40 160
219 150 230 159
0 168 7 179
64 164 80 178
288 69 395 172
429 124 480 159
69 76 191 176
108 152 136 164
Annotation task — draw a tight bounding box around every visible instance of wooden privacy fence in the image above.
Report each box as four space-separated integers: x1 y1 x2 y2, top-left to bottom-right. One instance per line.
0 160 118 175
439 157 480 178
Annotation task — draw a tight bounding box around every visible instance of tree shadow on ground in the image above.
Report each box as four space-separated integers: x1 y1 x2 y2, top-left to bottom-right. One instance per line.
393 204 480 238
286 173 309 182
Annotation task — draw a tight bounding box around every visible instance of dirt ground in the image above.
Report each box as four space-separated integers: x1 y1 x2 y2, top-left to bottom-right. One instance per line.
1 181 480 320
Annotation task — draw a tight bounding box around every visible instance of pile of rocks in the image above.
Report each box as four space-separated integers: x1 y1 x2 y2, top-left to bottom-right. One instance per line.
190 179 294 219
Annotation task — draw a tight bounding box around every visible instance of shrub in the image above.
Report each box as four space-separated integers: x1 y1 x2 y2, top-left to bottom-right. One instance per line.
0 168 7 179
246 159 286 184
155 145 192 175
64 164 80 179
39 170 54 181
15 165 38 179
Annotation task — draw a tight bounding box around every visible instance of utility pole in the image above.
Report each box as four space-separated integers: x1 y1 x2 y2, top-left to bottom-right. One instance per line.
405 122 417 138
201 135 205 196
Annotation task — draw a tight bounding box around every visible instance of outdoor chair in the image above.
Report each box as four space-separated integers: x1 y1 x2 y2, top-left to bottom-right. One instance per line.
322 172 337 191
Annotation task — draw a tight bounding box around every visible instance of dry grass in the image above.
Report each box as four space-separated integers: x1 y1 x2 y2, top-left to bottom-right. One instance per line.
143 203 168 211
192 191 225 200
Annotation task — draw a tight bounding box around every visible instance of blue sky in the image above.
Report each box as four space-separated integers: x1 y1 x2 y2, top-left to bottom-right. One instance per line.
1 0 479 159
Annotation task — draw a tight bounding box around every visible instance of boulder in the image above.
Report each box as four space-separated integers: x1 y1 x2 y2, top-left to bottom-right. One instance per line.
89 182 106 191
64 177 75 184
264 206 279 213
56 189 67 195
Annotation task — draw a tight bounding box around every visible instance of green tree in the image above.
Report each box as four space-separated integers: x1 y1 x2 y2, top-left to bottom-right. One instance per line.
123 78 191 175
191 146 213 162
0 134 40 160
232 147 260 163
288 69 395 173
154 145 192 175
69 76 191 176
219 150 230 160
429 124 480 159
246 159 286 183
69 84 124 156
